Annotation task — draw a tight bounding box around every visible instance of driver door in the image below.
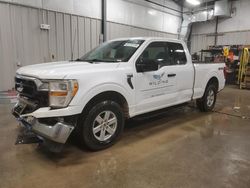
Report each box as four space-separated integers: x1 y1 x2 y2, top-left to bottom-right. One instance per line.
134 42 178 114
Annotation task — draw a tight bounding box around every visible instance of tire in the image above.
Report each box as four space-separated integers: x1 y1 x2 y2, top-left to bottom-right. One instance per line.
196 84 217 112
78 100 124 151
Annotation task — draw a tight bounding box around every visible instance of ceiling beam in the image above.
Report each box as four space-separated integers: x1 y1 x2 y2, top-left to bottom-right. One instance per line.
144 0 182 13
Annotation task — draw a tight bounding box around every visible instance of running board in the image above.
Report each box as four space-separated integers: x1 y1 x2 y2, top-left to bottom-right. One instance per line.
133 102 190 120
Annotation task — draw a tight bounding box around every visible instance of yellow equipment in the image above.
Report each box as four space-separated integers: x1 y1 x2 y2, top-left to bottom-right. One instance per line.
223 47 229 57
238 48 249 89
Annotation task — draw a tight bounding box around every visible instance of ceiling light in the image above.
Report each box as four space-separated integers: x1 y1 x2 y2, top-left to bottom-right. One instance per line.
186 0 201 6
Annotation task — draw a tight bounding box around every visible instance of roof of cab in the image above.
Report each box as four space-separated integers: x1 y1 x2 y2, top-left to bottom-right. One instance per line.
109 37 183 43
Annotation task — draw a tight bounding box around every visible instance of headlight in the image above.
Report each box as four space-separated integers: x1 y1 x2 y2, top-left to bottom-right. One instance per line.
49 80 78 108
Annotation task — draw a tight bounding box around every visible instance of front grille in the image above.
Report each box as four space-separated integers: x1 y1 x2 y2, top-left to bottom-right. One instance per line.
15 76 49 109
15 77 37 98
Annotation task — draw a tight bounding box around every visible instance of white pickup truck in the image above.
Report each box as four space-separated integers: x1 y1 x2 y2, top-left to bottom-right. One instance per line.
13 37 225 151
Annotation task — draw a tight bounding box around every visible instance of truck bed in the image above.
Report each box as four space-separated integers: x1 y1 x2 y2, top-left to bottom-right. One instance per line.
193 62 225 99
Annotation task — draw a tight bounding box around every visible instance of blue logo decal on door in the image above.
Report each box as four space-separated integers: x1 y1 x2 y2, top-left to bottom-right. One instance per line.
150 72 168 86
153 72 165 80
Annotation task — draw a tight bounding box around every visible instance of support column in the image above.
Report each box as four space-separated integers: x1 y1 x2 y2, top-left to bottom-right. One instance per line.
101 0 107 42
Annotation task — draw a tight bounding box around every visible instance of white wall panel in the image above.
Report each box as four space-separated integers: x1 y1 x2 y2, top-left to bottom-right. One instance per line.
217 31 250 45
31 9 42 63
107 22 178 40
0 3 15 90
73 0 101 19
0 1 179 91
63 14 72 60
0 3 102 91
96 20 101 45
48 11 57 61
71 15 78 59
192 20 216 35
84 18 91 53
218 0 250 32
192 0 250 35
10 5 25 67
39 10 49 62
191 0 250 53
12 0 42 7
0 0 102 19
43 0 74 14
55 12 65 61
191 30 250 54
78 17 85 56
107 0 181 34
162 13 181 34
190 35 215 54
91 19 98 49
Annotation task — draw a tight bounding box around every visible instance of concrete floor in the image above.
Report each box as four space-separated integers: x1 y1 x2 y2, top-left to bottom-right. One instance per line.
0 86 250 188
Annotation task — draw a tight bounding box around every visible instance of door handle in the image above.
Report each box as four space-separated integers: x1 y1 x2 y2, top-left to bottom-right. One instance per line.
168 73 176 77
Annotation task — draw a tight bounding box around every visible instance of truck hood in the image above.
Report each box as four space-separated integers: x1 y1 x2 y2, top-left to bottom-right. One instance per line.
16 61 120 79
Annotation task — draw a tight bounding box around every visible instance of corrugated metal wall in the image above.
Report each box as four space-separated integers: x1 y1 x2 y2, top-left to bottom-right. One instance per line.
107 22 177 40
191 34 215 54
107 0 181 34
0 2 178 91
190 0 250 54
191 30 250 54
217 31 250 45
0 3 102 91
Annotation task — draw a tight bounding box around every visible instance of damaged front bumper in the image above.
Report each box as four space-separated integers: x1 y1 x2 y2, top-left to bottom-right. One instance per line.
15 115 75 144
12 98 78 146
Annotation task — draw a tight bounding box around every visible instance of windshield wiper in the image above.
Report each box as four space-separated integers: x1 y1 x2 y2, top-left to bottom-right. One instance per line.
74 58 82 61
83 59 120 63
74 58 121 63
73 58 94 63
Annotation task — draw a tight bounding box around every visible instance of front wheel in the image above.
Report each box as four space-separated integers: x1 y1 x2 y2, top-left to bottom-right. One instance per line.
78 101 124 151
197 84 217 112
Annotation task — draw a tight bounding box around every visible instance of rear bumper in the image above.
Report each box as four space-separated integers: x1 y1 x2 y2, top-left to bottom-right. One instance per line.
14 113 75 144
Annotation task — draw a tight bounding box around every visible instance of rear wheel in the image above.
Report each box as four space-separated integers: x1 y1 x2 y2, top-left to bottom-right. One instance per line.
197 84 217 112
78 101 124 151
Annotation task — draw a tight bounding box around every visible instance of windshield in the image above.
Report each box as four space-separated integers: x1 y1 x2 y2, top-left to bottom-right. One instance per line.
78 39 144 62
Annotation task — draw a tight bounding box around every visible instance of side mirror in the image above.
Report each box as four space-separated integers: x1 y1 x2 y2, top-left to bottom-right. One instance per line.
136 59 158 72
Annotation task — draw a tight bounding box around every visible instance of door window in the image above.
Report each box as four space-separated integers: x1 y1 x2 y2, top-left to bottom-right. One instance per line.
138 41 187 68
137 42 168 68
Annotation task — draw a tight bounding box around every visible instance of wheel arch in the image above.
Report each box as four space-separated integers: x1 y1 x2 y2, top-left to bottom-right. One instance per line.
206 76 219 92
82 91 130 119
197 76 218 112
